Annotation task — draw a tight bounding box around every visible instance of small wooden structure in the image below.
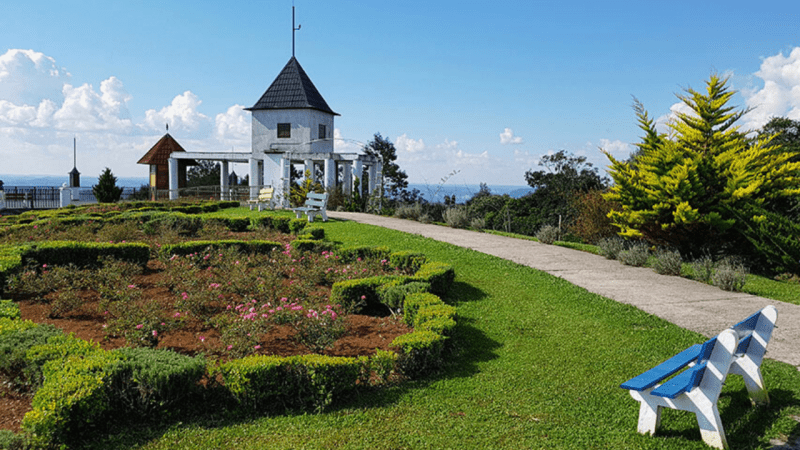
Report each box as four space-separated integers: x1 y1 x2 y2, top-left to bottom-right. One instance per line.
137 133 195 199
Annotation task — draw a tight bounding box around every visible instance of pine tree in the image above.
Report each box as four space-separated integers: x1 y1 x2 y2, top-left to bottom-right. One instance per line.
604 75 800 271
93 167 124 203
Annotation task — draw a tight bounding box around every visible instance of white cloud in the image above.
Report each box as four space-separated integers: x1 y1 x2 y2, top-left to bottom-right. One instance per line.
742 47 800 128
53 77 133 132
499 127 524 144
598 138 633 157
214 104 249 147
396 133 426 153
0 49 70 106
143 91 210 137
333 128 364 153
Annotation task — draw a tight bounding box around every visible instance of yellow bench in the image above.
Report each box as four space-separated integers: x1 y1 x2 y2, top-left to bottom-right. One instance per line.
248 187 275 211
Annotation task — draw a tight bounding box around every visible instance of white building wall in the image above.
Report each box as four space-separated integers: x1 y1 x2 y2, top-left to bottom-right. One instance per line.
251 109 334 154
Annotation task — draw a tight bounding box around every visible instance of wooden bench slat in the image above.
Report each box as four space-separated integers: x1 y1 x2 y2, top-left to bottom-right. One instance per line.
619 344 702 391
650 362 708 399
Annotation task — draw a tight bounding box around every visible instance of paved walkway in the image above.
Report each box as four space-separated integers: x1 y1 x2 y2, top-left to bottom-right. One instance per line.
328 211 800 369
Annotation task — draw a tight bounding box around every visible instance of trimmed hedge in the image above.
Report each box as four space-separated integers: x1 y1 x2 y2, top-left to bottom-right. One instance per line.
412 261 456 297
289 218 308 234
203 217 251 232
390 250 427 272
403 293 448 327
390 330 447 376
377 280 430 309
159 240 282 258
0 321 61 391
330 275 408 311
335 245 391 263
219 354 361 412
0 299 20 320
20 241 150 268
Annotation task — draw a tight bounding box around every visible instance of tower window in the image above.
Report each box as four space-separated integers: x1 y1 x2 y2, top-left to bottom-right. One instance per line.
319 124 327 140
278 123 291 138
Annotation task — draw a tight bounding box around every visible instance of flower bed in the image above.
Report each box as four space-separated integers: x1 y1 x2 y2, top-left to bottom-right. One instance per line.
0 205 457 447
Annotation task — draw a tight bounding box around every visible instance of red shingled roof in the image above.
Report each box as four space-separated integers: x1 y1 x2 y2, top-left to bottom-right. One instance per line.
137 133 190 165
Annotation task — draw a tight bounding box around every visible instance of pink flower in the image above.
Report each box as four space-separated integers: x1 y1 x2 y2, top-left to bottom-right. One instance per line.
199 336 206 342
128 284 137 289
227 345 233 350
136 324 143 329
254 345 261 350
361 295 366 300
152 330 158 337
42 264 48 269
173 312 181 318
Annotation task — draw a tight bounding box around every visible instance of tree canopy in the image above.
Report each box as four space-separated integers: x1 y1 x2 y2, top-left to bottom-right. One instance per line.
363 133 410 201
604 75 800 272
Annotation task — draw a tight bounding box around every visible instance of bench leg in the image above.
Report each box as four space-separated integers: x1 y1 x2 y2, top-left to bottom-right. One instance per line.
732 358 770 406
249 204 255 211
307 212 316 223
321 210 328 222
636 400 662 436
696 407 728 450
295 211 302 219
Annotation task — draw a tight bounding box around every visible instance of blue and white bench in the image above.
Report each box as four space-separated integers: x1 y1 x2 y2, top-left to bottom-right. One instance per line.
293 192 328 222
620 306 778 449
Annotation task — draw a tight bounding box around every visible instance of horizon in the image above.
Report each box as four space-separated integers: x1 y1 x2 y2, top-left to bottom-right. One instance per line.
2 2 799 187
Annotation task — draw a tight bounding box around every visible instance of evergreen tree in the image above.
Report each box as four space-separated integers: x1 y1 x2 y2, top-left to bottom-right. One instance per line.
604 75 800 271
186 160 220 188
93 168 124 203
363 133 409 201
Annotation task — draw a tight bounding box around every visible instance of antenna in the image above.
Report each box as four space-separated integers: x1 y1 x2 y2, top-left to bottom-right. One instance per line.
292 5 301 57
166 123 169 132
73 137 77 169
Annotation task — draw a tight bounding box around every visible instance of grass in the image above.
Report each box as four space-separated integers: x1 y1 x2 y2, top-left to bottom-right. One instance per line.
76 210 800 449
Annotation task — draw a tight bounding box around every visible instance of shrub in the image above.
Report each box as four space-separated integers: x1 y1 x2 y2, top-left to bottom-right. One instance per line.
0 299 20 320
292 305 346 353
412 261 455 297
470 217 486 231
652 249 683 276
109 347 206 416
617 243 650 267
0 430 24 450
21 241 150 268
0 322 62 391
159 240 281 258
403 293 444 326
712 257 748 291
597 236 626 260
378 281 430 310
535 225 560 244
142 213 203 236
305 227 325 240
691 254 716 283
336 245 391 263
270 216 292 233
443 207 470 229
394 203 424 221
289 218 308 234
389 250 427 273
569 189 619 243
330 276 399 312
391 331 446 376
203 217 250 232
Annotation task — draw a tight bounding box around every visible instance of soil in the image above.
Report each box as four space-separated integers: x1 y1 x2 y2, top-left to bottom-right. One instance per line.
0 260 412 434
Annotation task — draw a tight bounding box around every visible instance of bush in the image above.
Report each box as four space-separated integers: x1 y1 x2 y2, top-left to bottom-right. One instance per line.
569 189 619 243
21 241 150 268
330 276 400 312
336 245 391 263
142 213 203 236
403 293 444 326
0 322 62 391
305 227 325 240
470 217 486 231
159 240 281 258
691 254 716 283
391 331 446 376
412 261 455 297
0 430 24 450
598 236 626 260
535 225 560 244
93 168 124 203
712 258 748 291
652 249 683 276
443 207 470 229
617 243 650 267
394 203 424 221
289 218 308 234
378 281 430 309
109 347 206 416
389 250 427 273
0 299 20 320
203 217 250 232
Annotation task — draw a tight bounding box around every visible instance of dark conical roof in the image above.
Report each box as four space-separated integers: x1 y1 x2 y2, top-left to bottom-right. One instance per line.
246 57 338 115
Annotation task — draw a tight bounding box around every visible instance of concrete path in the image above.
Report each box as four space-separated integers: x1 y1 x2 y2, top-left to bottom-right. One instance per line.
328 211 800 369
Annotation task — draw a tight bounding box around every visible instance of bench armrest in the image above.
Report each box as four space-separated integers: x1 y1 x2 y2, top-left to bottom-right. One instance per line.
620 344 702 391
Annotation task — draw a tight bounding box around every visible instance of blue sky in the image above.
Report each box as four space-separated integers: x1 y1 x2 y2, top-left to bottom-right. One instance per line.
2 1 800 188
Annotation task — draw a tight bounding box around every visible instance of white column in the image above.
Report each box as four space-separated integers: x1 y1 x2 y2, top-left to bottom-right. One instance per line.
168 158 179 200
304 158 314 181
353 160 363 195
249 158 259 200
59 184 72 207
220 161 229 201
342 162 352 195
281 157 292 208
368 163 378 194
324 157 336 190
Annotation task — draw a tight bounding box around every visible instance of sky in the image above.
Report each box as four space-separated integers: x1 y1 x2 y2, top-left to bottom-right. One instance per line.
2 0 800 188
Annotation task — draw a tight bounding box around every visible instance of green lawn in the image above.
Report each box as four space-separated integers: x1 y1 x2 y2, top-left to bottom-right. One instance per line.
84 212 800 449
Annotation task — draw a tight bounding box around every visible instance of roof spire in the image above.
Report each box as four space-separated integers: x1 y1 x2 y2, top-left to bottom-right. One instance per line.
292 5 301 57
